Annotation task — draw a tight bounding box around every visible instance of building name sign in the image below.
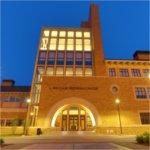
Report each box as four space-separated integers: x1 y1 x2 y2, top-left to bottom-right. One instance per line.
49 86 98 91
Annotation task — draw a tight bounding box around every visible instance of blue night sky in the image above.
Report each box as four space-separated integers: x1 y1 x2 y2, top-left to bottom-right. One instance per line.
1 1 149 85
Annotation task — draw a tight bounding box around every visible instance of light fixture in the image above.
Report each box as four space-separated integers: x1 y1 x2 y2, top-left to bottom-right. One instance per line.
30 112 34 116
26 98 31 103
115 98 120 104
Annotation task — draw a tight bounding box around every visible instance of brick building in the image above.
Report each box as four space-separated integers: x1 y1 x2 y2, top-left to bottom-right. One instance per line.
0 4 149 134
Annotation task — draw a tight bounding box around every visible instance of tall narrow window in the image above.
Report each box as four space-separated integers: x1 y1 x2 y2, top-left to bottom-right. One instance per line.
58 38 65 50
76 52 83 65
143 69 150 77
84 32 90 38
51 31 58 37
76 68 83 76
43 30 49 37
76 31 82 38
85 67 92 76
85 52 92 66
46 67 54 76
56 67 64 76
109 68 116 77
57 52 64 65
66 67 73 76
49 38 57 50
140 113 150 124
84 39 91 51
68 31 74 37
135 87 147 99
38 51 46 65
40 38 48 50
131 69 141 77
67 39 74 51
59 31 66 37
66 52 74 65
36 67 44 82
47 51 55 65
75 39 82 51
119 69 129 77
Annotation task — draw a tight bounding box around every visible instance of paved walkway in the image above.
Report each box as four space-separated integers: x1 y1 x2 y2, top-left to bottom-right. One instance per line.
1 132 149 150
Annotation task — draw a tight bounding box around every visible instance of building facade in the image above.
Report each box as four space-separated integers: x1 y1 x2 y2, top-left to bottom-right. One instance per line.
1 4 150 134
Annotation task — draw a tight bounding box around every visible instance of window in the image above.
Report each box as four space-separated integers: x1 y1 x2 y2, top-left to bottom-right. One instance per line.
109 68 116 77
85 52 92 66
43 30 49 37
76 68 83 76
68 31 74 37
140 113 150 124
40 38 48 50
76 31 82 37
0 120 5 126
131 69 141 77
38 51 46 65
119 69 129 77
49 38 57 50
76 52 83 65
147 88 150 98
143 69 150 77
47 51 55 65
84 39 91 51
135 87 147 99
58 38 65 50
66 67 73 76
5 120 11 126
56 67 64 76
84 32 90 38
76 39 82 51
67 39 74 51
59 31 66 37
36 67 44 82
51 31 58 37
66 52 74 65
46 67 54 76
85 67 92 76
57 52 64 65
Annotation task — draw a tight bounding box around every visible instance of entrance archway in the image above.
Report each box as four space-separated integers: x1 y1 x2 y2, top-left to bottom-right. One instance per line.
53 105 95 131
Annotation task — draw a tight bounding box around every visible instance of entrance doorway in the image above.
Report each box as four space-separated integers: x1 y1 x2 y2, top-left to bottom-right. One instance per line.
60 106 92 131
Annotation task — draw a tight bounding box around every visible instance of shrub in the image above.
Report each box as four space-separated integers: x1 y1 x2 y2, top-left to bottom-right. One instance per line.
136 132 150 144
0 138 4 145
136 135 144 144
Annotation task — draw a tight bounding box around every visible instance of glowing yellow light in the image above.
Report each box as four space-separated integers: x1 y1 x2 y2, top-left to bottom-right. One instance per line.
30 112 34 116
148 74 150 79
26 98 31 103
115 98 120 104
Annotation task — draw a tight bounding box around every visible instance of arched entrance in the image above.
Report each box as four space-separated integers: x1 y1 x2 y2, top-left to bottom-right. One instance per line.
54 105 94 131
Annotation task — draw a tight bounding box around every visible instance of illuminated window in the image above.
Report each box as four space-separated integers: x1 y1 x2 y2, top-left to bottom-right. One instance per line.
84 32 90 38
51 31 58 37
47 51 55 65
76 39 82 51
140 113 150 124
49 38 57 50
38 51 46 65
76 68 83 76
43 30 49 37
66 52 74 65
56 67 64 76
46 67 54 76
85 52 92 66
40 38 48 50
76 52 83 65
109 68 116 77
68 31 74 37
84 39 91 51
143 69 150 77
135 87 147 99
66 67 73 76
58 38 65 50
85 68 92 76
59 31 66 37
36 67 44 82
76 31 82 37
131 69 141 77
119 69 129 77
67 39 74 51
57 52 64 65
